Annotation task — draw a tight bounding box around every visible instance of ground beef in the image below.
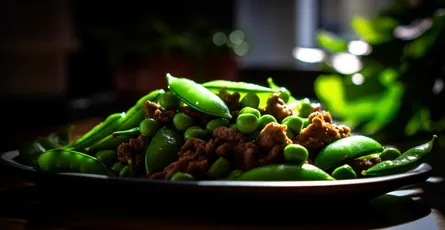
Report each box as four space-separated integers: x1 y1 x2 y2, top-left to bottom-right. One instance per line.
117 135 149 174
265 94 294 123
219 88 241 111
143 101 160 118
180 106 211 126
143 100 175 124
294 111 351 157
349 157 382 176
255 123 293 165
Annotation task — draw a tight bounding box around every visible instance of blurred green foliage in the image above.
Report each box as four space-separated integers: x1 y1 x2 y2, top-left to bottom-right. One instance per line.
314 0 445 142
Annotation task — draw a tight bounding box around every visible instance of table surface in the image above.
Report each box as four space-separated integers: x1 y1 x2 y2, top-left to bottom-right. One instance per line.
1 118 445 230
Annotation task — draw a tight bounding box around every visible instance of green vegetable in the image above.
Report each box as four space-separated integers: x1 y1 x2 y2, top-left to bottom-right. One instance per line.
236 164 335 181
172 112 194 132
113 127 140 137
207 157 231 179
184 126 208 141
281 115 304 134
257 114 277 130
139 118 160 137
145 127 183 174
332 164 357 180
68 113 124 151
240 92 260 109
227 169 243 180
111 161 125 175
236 113 258 134
17 141 46 166
266 77 298 103
363 135 437 177
202 80 278 93
117 89 164 131
158 91 180 110
286 129 295 140
95 150 117 167
37 149 114 176
171 172 195 181
297 98 313 118
314 135 384 171
206 118 230 133
283 144 308 165
167 73 231 119
379 147 401 161
119 165 136 177
87 134 131 154
238 107 261 119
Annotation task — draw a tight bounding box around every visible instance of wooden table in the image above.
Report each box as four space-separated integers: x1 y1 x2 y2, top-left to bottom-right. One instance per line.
1 118 445 230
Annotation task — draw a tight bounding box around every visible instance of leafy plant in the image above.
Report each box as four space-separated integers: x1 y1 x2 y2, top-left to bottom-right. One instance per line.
314 0 445 142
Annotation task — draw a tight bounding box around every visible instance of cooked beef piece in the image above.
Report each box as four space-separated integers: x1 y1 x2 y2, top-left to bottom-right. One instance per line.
265 94 294 123
349 157 382 176
218 88 241 111
153 109 175 124
117 135 149 174
256 123 293 150
143 101 160 118
294 111 351 157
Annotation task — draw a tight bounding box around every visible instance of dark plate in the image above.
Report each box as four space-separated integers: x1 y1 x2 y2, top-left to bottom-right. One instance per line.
0 149 433 204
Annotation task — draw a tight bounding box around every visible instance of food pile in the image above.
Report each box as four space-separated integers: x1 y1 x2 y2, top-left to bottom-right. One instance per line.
17 74 438 181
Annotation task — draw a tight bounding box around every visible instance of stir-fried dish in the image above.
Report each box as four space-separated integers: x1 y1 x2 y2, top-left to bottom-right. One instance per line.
17 74 438 181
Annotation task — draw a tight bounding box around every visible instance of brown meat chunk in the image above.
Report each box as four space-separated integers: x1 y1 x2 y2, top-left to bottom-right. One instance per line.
349 157 382 176
265 94 294 123
256 123 292 150
219 88 241 111
295 111 351 155
153 109 175 124
117 135 149 174
143 101 160 118
213 126 248 143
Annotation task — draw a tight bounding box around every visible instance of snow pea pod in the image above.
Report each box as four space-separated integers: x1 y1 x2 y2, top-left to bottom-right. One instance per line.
362 135 437 177
314 135 384 171
202 79 278 93
235 164 334 181
166 73 231 119
68 113 124 151
117 89 164 131
145 126 183 174
37 149 114 176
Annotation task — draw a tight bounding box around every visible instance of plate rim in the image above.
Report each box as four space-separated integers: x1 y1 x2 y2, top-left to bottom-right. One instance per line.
0 149 433 188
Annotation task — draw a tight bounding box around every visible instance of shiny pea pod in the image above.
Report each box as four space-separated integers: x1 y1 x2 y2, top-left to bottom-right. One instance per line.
207 157 231 179
236 164 334 181
314 135 384 171
68 113 124 151
167 74 231 119
95 150 117 167
145 127 184 174
86 127 138 153
117 89 164 131
202 79 278 93
379 147 401 161
171 172 195 181
37 149 114 176
331 164 357 180
363 135 437 177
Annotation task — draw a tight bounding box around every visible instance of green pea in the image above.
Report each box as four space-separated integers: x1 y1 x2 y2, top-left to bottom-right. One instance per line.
111 161 125 175
227 169 243 180
158 91 180 110
238 107 261 119
283 144 308 165
299 98 313 118
240 92 260 109
302 118 310 128
279 91 290 104
119 165 136 177
229 124 238 131
173 112 195 131
281 115 304 134
331 164 357 180
236 114 258 134
207 157 231 179
171 172 195 181
286 129 295 140
95 150 117 167
139 118 160 137
184 126 208 141
379 147 401 161
206 118 230 133
257 114 277 130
